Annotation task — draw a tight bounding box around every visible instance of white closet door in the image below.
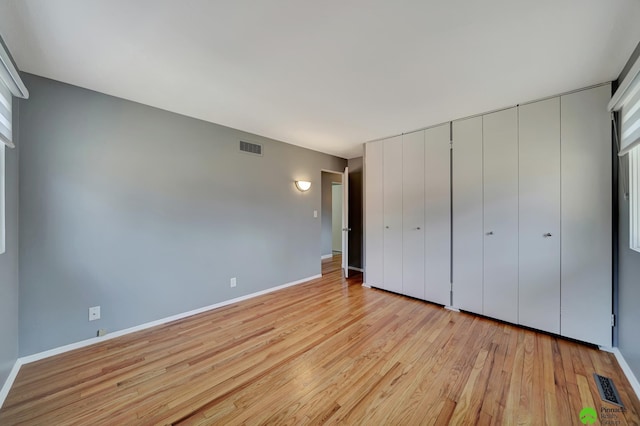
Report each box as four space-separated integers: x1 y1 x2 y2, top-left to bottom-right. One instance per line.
403 131 425 299
483 108 519 323
364 140 384 288
518 98 561 334
452 117 483 313
560 85 612 346
425 124 452 305
383 136 403 294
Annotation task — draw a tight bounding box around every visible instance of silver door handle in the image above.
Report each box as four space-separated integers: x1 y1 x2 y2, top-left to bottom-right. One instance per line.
543 233 552 237
385 226 389 229
342 228 352 231
416 227 421 230
486 231 494 235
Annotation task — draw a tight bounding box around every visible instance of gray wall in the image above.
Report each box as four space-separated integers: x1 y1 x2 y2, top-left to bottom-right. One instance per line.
321 171 341 257
0 101 19 388
347 157 363 270
616 41 640 381
18 74 346 356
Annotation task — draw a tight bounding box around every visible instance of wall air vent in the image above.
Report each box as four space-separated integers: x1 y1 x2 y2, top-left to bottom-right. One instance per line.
239 141 263 156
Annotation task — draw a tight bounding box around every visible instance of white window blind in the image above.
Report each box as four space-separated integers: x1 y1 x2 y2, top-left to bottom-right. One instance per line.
0 80 13 148
610 50 640 156
619 72 640 156
0 35 29 148
0 36 28 254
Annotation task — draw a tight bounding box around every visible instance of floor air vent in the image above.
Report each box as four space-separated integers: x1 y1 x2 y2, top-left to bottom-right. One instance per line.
240 141 263 156
593 373 624 407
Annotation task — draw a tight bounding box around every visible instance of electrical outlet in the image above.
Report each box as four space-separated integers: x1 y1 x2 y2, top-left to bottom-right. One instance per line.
89 306 101 321
313 210 318 218
230 277 237 288
97 329 107 337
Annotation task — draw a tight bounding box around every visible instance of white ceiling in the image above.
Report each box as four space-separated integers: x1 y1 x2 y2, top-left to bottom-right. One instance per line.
1 1 640 159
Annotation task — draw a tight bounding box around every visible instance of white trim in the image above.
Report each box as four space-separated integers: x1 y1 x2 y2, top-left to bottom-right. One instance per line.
1 144 5 254
348 266 364 272
320 168 345 175
607 347 640 401
321 254 333 260
17 274 321 365
362 283 371 288
0 360 22 409
618 138 640 157
444 306 460 312
0 133 14 149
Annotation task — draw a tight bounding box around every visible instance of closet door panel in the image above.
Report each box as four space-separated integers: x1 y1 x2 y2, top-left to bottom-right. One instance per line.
425 124 452 305
518 98 561 334
402 131 425 299
560 85 612 346
383 136 403 294
452 117 483 313
483 108 519 323
364 141 384 288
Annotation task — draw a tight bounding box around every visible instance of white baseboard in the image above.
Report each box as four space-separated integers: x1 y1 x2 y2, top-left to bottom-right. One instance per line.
0 360 22 410
608 347 640 401
18 274 321 366
362 283 371 288
348 267 364 272
444 306 460 312
321 254 333 260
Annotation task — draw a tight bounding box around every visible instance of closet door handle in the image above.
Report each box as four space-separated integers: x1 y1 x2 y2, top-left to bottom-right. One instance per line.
543 233 552 237
385 226 390 229
416 227 421 230
486 231 494 235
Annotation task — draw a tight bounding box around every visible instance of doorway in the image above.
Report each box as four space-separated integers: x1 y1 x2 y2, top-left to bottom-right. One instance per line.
321 169 349 277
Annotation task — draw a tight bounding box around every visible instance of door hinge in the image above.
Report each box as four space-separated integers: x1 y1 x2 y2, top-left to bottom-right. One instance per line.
611 314 616 327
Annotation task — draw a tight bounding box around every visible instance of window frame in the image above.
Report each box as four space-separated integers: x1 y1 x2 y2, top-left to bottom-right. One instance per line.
611 52 640 252
0 141 5 255
630 146 640 252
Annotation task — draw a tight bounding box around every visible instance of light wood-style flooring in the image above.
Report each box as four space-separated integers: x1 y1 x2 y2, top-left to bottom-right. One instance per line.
1 256 639 425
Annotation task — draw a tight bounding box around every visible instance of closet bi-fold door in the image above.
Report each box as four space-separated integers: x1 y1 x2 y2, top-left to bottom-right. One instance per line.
518 98 561 334
364 140 384 288
483 108 519 323
383 136 403 294
560 85 612 347
452 117 483 314
424 124 452 305
402 131 425 299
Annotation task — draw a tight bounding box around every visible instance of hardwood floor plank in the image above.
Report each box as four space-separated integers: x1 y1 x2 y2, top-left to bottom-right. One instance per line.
550 339 574 425
502 332 525 425
449 348 489 424
1 257 638 425
479 331 508 420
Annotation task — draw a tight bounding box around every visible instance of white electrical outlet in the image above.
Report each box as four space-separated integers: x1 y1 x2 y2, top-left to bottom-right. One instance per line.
313 210 318 218
97 329 107 337
230 277 237 288
89 306 101 321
